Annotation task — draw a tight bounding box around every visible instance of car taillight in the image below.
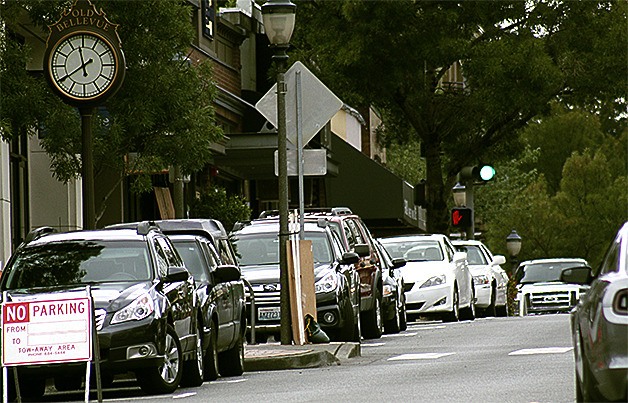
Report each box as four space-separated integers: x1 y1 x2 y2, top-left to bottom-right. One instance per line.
613 288 628 316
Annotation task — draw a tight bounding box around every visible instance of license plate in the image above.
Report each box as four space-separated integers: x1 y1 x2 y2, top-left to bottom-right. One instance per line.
257 307 280 321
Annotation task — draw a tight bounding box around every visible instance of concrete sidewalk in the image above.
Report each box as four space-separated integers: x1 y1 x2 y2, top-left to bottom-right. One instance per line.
244 342 361 372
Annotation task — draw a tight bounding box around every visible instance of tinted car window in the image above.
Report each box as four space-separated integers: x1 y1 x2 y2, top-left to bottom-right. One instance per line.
173 240 209 282
460 245 488 265
381 240 442 261
235 232 332 266
152 238 169 277
217 238 237 265
520 262 586 284
4 241 152 289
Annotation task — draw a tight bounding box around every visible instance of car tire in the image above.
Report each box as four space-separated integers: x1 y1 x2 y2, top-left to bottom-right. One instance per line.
384 297 401 334
443 285 460 322
486 286 497 317
496 303 508 317
580 342 604 402
181 326 204 387
20 376 46 400
361 292 383 339
336 290 358 342
218 330 245 377
136 324 183 394
55 375 83 391
460 287 476 321
204 320 220 381
399 294 408 331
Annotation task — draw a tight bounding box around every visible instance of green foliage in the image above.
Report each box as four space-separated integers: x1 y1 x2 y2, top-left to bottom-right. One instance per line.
189 187 252 233
382 140 426 185
1 0 222 190
292 0 627 233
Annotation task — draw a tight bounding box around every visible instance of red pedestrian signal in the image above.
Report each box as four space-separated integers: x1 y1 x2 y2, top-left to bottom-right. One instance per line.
451 208 472 228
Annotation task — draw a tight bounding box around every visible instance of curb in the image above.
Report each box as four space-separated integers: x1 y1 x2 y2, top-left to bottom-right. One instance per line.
244 342 360 372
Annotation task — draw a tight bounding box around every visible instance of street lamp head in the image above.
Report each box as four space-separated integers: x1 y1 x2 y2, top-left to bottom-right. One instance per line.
452 182 466 207
506 229 522 257
262 0 296 46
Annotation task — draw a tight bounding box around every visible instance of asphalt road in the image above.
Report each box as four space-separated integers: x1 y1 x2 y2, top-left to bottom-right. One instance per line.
37 313 576 403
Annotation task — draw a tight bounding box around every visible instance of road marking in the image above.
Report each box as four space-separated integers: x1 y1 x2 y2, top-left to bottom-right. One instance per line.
413 325 446 330
388 352 456 361
211 378 247 384
382 332 417 337
173 392 197 399
362 342 386 347
508 347 573 356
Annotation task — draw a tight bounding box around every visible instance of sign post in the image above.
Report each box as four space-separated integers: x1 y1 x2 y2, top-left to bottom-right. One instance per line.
1 289 97 403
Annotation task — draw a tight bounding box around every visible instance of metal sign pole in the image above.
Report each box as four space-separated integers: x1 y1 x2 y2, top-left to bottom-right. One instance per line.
87 285 103 402
296 70 304 238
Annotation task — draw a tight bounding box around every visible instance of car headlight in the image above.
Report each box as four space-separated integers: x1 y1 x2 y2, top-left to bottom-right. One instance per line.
420 275 446 288
111 292 155 324
473 274 490 285
315 272 338 293
383 284 395 298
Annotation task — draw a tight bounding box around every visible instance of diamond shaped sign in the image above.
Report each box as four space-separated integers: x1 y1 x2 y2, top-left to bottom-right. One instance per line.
255 61 343 146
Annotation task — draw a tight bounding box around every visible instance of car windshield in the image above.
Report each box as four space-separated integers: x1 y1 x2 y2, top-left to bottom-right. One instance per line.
456 245 488 265
519 262 585 284
234 232 333 267
380 240 443 262
3 241 152 290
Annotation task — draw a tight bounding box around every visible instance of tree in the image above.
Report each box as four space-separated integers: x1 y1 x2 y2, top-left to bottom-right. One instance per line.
189 187 252 233
292 0 627 233
0 0 223 226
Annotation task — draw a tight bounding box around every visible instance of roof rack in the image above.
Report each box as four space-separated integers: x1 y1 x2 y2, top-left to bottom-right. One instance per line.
23 226 57 244
258 207 353 219
136 221 160 236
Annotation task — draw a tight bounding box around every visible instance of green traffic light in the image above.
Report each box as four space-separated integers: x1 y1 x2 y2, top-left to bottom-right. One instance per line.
479 165 495 181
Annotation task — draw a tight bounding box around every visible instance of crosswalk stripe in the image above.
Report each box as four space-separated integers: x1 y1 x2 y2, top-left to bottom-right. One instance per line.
388 352 456 361
508 347 573 356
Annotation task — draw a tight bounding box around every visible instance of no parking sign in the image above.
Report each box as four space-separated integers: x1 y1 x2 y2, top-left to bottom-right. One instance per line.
2 294 92 366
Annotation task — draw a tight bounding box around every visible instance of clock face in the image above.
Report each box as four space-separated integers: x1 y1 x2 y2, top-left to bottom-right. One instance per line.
49 33 117 100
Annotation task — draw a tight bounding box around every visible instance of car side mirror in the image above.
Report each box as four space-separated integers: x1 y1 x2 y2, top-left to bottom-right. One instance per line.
392 258 406 269
166 266 190 282
492 255 507 266
340 252 360 265
560 266 593 285
453 251 467 262
214 264 241 283
353 244 370 257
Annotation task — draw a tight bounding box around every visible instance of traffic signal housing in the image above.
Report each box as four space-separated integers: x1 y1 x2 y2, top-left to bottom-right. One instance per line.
451 207 472 228
459 164 495 182
414 180 426 207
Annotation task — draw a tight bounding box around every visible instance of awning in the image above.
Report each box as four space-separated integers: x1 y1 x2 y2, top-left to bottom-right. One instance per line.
325 133 425 234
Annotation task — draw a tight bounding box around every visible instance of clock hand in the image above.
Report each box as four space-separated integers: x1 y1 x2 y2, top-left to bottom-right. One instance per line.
59 59 94 82
78 48 89 77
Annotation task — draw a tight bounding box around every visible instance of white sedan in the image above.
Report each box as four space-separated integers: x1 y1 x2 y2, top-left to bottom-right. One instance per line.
452 240 509 317
379 234 475 322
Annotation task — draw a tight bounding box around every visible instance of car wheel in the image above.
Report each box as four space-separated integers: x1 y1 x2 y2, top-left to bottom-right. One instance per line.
136 324 183 394
218 329 245 377
20 376 46 399
204 320 220 381
384 296 401 334
496 303 508 317
336 291 358 342
486 286 497 317
181 326 204 387
460 287 476 321
443 285 460 322
362 292 383 339
399 294 408 331
580 342 605 402
55 375 83 391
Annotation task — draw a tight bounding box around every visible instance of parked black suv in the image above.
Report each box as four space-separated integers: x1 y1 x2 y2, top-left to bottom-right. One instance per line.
0 223 200 398
231 218 361 342
261 208 384 339
115 219 247 381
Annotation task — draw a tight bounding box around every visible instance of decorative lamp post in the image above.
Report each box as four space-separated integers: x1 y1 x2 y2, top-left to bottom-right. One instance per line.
452 182 466 207
262 0 296 345
506 229 522 271
506 229 522 316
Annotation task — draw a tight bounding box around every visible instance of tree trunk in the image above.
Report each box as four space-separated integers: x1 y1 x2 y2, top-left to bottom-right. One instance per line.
424 138 449 234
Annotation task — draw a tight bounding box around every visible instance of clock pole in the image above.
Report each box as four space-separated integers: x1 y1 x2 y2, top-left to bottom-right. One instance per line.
80 106 96 230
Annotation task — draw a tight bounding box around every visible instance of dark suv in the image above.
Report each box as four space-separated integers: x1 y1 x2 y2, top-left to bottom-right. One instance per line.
0 223 200 397
231 218 361 342
265 208 384 339
131 219 247 381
